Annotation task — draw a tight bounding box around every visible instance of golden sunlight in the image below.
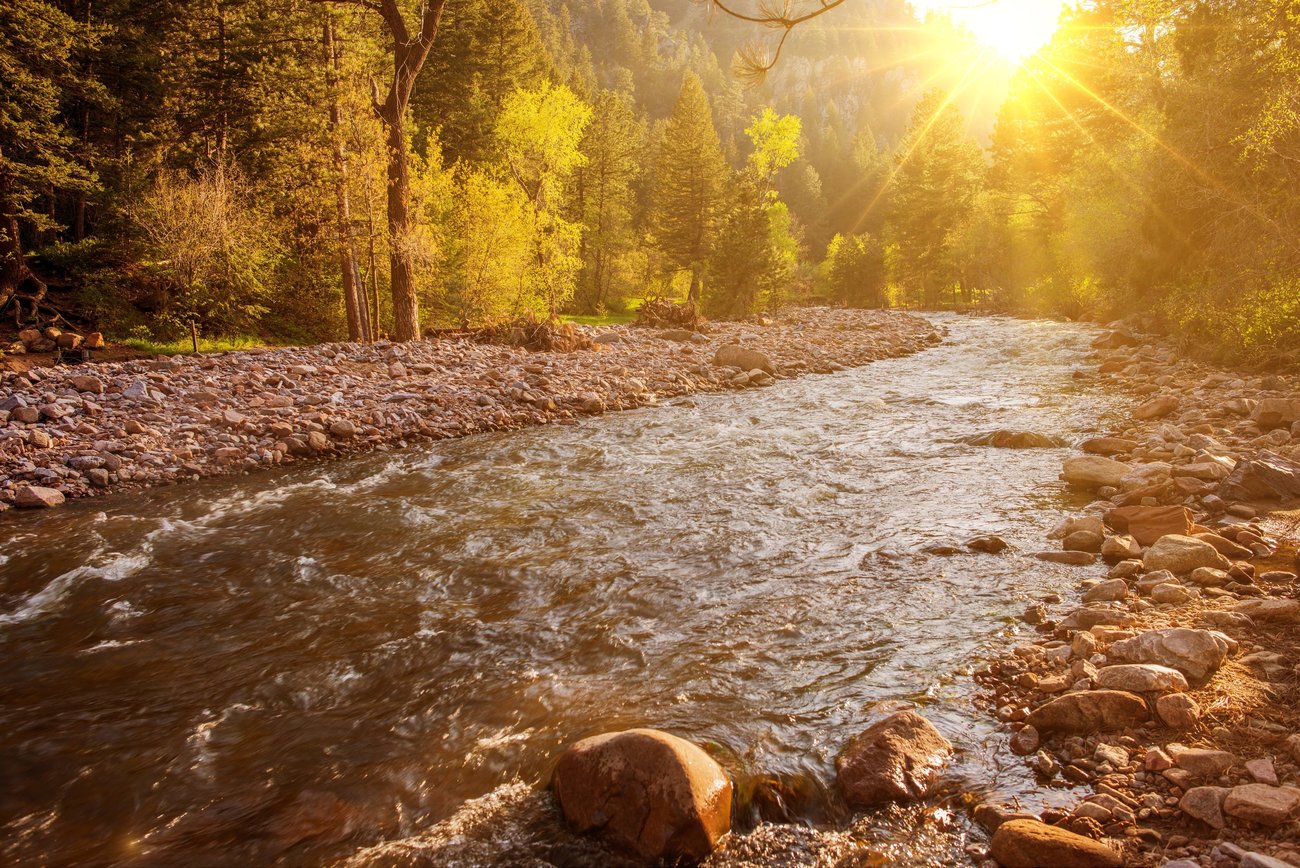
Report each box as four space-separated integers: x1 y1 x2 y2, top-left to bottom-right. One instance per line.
921 0 1064 62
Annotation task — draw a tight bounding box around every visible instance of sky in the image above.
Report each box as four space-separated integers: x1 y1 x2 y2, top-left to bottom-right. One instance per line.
913 0 1066 60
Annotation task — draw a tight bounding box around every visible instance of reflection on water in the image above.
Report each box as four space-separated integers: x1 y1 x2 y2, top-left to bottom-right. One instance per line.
0 315 1117 866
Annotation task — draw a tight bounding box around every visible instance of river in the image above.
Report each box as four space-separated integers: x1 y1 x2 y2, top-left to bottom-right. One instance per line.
0 314 1122 866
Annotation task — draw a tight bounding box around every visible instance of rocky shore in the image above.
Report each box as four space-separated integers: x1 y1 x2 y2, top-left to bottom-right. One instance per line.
0 309 940 512
969 324 1300 867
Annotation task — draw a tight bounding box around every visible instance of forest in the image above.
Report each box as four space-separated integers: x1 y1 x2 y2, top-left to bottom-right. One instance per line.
1 0 1298 365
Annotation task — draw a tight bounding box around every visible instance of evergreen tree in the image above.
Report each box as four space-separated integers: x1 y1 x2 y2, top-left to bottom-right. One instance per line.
650 71 726 304
0 0 101 306
888 89 984 307
571 89 643 312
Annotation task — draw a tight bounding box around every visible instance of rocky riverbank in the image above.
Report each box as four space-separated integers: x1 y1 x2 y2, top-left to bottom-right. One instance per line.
0 309 941 512
969 324 1300 867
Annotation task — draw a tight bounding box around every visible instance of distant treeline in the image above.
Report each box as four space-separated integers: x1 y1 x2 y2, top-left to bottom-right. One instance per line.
1 0 1296 365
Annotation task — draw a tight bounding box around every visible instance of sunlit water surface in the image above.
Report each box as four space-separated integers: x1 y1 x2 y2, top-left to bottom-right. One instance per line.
0 315 1121 866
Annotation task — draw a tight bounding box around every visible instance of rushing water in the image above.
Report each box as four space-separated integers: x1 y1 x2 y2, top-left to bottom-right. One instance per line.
0 315 1122 866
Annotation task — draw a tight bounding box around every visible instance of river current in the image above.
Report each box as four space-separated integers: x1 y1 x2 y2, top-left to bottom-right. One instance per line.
0 315 1121 865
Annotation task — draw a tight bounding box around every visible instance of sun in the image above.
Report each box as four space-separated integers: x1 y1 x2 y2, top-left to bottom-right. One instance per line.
926 0 1064 62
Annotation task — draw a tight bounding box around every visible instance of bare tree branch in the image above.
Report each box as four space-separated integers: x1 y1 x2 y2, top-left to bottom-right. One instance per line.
698 0 849 84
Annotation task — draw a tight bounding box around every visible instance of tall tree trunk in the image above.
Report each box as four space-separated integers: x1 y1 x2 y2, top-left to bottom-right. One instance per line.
314 0 446 341
382 104 419 340
324 17 368 342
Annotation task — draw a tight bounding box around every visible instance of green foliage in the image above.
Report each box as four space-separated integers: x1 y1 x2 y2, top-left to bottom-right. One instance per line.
745 108 802 189
496 82 592 316
887 90 985 307
651 71 728 296
823 232 885 308
130 161 278 338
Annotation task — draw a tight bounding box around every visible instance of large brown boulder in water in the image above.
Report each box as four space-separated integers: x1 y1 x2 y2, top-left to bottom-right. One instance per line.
990 819 1123 867
551 728 732 864
836 711 953 808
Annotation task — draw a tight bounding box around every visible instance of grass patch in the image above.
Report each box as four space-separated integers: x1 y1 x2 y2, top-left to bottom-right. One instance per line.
561 311 637 327
119 335 271 356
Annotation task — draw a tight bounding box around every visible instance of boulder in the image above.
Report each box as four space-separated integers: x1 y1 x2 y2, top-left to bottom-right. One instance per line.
965 430 1064 449
966 535 1009 554
1143 534 1230 574
70 375 104 394
1171 747 1238 778
713 344 774 375
1108 628 1231 682
1150 583 1196 605
1193 532 1253 560
1251 397 1300 430
14 485 65 509
1081 437 1137 456
83 331 105 349
1063 456 1130 489
1057 608 1134 631
989 819 1122 868
1094 664 1188 693
1188 567 1229 587
1179 786 1230 829
1223 784 1300 827
836 711 952 808
1133 395 1180 420
1082 579 1129 603
552 728 732 863
1025 690 1148 734
1104 505 1193 547
1063 530 1104 553
1232 599 1300 624
56 332 83 350
1100 535 1141 562
1035 551 1097 566
1156 693 1202 729
1218 450 1300 501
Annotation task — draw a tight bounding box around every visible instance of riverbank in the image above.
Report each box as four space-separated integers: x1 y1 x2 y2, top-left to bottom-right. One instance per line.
972 325 1300 867
0 309 941 512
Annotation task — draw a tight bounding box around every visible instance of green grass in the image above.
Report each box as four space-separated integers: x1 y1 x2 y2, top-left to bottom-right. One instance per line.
120 335 272 356
561 311 638 327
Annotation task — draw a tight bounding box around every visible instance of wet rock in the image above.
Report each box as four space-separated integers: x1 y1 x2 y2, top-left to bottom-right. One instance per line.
1064 530 1105 553
713 344 774 375
989 819 1122 868
1143 534 1230 575
836 711 952 808
1081 437 1137 456
1057 608 1134 631
1025 690 1148 734
551 728 732 864
967 534 1009 554
1155 693 1201 729
1223 784 1300 827
1010 725 1040 756
965 430 1064 449
14 485 65 509
1036 551 1097 566
1218 450 1300 501
1179 786 1230 828
1094 663 1187 693
1064 456 1131 489
1232 599 1300 624
1105 505 1193 547
973 803 1039 833
1109 628 1231 681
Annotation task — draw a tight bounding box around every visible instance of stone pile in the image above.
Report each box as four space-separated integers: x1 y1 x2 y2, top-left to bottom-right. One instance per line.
0 309 940 511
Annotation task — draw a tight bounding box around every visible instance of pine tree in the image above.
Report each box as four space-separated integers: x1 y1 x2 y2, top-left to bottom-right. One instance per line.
0 0 101 309
650 71 727 304
571 89 643 312
888 89 984 307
